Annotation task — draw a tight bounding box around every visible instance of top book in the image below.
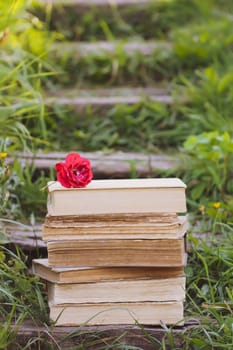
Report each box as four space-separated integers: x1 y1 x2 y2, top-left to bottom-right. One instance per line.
47 178 187 216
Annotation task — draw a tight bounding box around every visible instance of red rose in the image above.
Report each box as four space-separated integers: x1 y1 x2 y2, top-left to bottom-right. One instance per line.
55 153 93 188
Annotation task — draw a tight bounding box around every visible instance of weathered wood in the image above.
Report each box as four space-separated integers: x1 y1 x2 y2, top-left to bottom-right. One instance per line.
38 0 157 7
11 319 199 349
3 223 46 249
10 151 179 177
45 86 175 107
49 86 170 97
51 40 172 58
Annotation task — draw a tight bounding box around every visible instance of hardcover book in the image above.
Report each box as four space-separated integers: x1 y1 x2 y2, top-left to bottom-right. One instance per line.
47 238 186 267
32 258 186 284
47 178 187 216
49 301 184 326
32 169 188 328
47 277 186 304
42 214 188 240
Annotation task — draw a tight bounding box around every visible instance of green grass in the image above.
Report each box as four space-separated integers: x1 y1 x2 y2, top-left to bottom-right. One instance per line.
47 44 175 87
42 14 233 89
42 101 187 153
0 245 49 317
31 0 233 43
181 225 233 349
31 0 204 41
3 225 232 349
177 62 233 134
1 0 233 348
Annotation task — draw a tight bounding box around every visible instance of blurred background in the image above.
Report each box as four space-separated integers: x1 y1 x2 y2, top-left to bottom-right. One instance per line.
1 1 233 348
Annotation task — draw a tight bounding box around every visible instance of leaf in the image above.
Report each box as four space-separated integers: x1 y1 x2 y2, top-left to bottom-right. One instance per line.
218 72 233 94
191 182 206 200
207 166 222 189
202 302 233 310
204 66 218 85
183 135 198 151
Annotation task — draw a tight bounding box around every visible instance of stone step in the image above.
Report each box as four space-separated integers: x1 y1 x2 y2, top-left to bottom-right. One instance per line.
38 0 155 6
34 0 196 43
49 40 174 85
33 0 201 42
10 151 179 177
33 0 173 41
45 86 176 107
51 40 172 57
4 223 46 250
43 89 187 151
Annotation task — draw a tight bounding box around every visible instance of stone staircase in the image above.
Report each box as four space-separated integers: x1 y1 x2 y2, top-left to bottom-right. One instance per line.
27 0 195 178
7 0 193 261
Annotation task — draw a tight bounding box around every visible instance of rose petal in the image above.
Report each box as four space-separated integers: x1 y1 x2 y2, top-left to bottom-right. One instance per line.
65 153 81 166
55 153 93 188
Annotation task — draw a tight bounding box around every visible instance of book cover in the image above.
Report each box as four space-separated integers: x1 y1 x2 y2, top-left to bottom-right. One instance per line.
32 258 186 284
47 178 187 216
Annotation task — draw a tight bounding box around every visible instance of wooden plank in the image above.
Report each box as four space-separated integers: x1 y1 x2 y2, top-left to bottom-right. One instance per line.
50 40 172 58
12 319 199 349
3 223 46 249
10 151 179 176
45 87 175 107
38 0 157 6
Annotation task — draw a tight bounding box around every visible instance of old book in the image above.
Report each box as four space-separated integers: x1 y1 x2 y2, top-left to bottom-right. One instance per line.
47 238 186 267
49 301 184 326
47 178 186 216
42 214 188 240
47 277 185 304
32 258 186 284
44 212 179 225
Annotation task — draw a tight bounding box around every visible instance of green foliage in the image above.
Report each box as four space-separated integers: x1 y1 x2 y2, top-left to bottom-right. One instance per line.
0 0 26 31
0 0 52 56
1 0 233 348
173 19 233 68
32 0 203 41
0 245 49 318
13 162 54 219
49 44 178 87
187 228 233 305
0 0 55 150
0 51 36 151
0 150 54 220
46 101 188 152
182 227 233 349
0 149 22 219
0 3 53 344
0 305 26 350
34 1 233 89
0 0 56 220
183 131 233 203
178 65 233 135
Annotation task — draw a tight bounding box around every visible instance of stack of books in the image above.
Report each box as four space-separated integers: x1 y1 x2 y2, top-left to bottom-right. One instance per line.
33 178 188 326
